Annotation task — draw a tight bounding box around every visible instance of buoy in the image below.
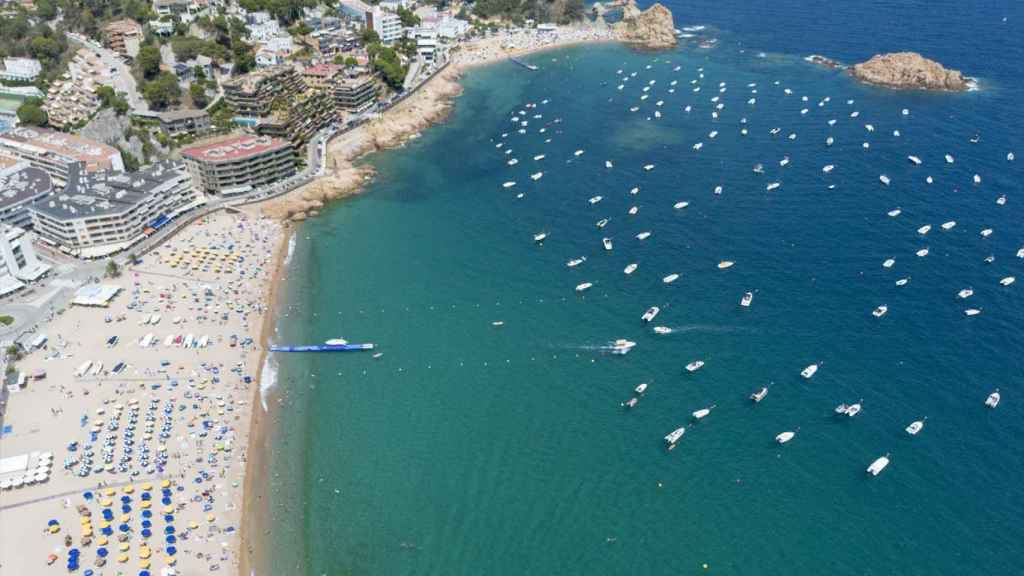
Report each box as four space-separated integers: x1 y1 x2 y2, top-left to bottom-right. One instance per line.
703 563 709 569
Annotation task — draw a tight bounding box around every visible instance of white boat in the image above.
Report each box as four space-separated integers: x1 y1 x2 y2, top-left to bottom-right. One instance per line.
575 282 593 292
530 172 543 181
779 156 790 167
883 258 895 268
926 175 933 184
534 154 545 161
636 231 651 240
826 136 834 146
834 403 848 414
766 182 781 191
908 155 922 165
588 195 603 205
605 160 613 168
845 401 862 417
905 417 926 435
624 263 638 275
717 260 735 269
602 238 613 251
866 454 890 476
973 174 981 185
622 397 639 408
980 228 993 237
1018 247 1024 258
491 321 504 326
664 426 686 447
325 338 349 346
1010 152 1016 161
610 339 636 355
1000 276 1016 286
692 405 715 420
964 308 982 316
775 430 796 444
596 218 609 228
872 305 888 318
917 224 932 235
751 387 768 403
693 142 703 151
673 201 690 209
879 174 891 186
997 195 1006 206
566 257 586 268
985 389 1000 408
653 326 673 334
740 292 753 307
503 181 516 188
801 364 818 379
635 383 648 394
629 187 639 195
574 149 584 157
916 248 929 257
896 277 910 286
533 232 548 243
753 163 764 174
958 288 973 299
643 164 655 171
941 221 956 230
714 185 723 195
641 306 660 322
985 255 995 263
685 360 705 372
887 208 902 217
945 154 954 164
663 273 680 284
507 158 519 165
822 164 835 173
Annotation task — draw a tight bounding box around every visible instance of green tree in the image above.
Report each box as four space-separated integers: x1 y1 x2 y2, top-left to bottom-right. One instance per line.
16 98 47 126
105 260 121 278
397 6 420 27
95 86 130 115
360 28 380 45
137 44 162 80
30 36 63 61
189 83 208 108
142 72 181 109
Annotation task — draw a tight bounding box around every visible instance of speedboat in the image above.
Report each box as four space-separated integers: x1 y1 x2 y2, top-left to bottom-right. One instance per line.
574 149 584 157
507 158 518 165
503 181 516 188
602 238 613 251
643 164 655 171
896 277 910 286
958 288 974 299
1018 247 1024 258
775 430 796 444
566 257 586 268
653 326 673 334
534 154 545 161
980 228 993 237
907 155 922 165
918 224 932 235
692 405 715 420
635 383 648 394
325 338 349 346
872 305 888 318
751 387 768 403
779 156 790 167
964 308 982 316
628 206 639 215
664 426 686 448
997 195 1007 205
916 248 929 257
766 182 781 191
717 260 735 269
530 172 543 181
826 136 834 146
1001 276 1016 286
888 208 902 217
905 417 926 435
629 187 640 195
801 364 818 379
636 231 651 240
673 201 690 209
945 154 954 164
663 273 680 284
714 185 723 195
740 292 753 307
822 164 834 173
985 389 1000 408
879 175 890 186
845 401 862 417
883 258 895 268
941 221 956 230
589 195 603 204
575 282 593 292
533 232 548 243
596 218 609 228
867 454 890 476
985 255 995 263
641 306 660 322
624 263 638 275
753 163 764 174
926 175 934 184
610 339 636 355
1010 152 1017 161
973 174 981 185
605 160 613 168
685 360 705 372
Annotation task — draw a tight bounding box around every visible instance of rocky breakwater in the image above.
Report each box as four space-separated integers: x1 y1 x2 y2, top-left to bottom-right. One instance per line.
850 52 969 91
614 0 677 50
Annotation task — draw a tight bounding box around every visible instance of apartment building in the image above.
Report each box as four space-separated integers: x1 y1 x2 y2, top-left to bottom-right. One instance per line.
181 135 295 195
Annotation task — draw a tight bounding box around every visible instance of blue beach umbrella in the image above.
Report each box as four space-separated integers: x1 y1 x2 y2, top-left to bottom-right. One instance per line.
141 510 152 518
83 492 93 500
141 520 151 529
163 515 174 523
47 519 59 526
121 496 131 503
118 523 130 532
96 548 108 558
165 535 176 544
69 549 80 557
164 526 175 534
140 493 151 501
121 505 132 513
101 527 113 536
165 545 177 556
141 529 152 539
140 571 151 576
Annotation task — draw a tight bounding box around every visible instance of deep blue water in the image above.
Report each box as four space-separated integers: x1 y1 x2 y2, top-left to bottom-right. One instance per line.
260 2 1024 574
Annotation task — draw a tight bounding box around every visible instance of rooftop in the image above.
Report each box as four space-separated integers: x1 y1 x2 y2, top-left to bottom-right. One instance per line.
31 161 187 221
304 63 342 78
104 18 142 34
158 109 210 122
0 127 121 172
0 163 52 210
222 65 296 94
181 135 292 163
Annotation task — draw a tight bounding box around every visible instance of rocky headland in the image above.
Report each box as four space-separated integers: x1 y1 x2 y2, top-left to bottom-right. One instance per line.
850 52 969 91
614 0 677 50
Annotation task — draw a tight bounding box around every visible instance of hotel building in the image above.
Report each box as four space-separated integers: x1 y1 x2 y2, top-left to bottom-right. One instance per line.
181 135 295 196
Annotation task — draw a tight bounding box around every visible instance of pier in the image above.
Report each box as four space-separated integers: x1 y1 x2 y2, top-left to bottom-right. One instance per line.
509 57 539 71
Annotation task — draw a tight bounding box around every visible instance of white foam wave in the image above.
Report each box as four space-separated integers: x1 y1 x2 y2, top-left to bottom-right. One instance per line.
259 354 278 412
282 232 297 267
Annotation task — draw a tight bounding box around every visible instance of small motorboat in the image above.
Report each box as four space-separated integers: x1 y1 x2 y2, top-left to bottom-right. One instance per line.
325 338 349 346
834 403 848 414
945 154 954 164
908 155 922 165
973 174 982 185
610 339 636 355
566 257 586 268
872 305 888 318
753 163 764 174
673 201 690 209
826 136 834 146
636 231 652 240
822 164 834 173
801 364 819 379
643 164 655 171
603 238 613 251
664 426 686 448
635 383 648 394
533 232 548 243
766 182 781 191
985 389 1000 408
958 288 973 299
641 306 660 322
867 454 890 476
740 292 753 307
984 255 995 263
775 430 796 444
896 277 910 286
887 208 902 217
589 195 603 205
717 260 735 269
692 405 715 420
918 224 932 235
575 282 593 292
653 326 673 335
628 206 639 215
596 218 609 228
941 221 956 230
1000 276 1016 286
624 263 638 275
964 308 982 316
905 417 926 435
750 387 768 403
980 228 993 237
879 174 891 186
997 195 1007 206
916 247 929 257
663 273 679 284
845 401 863 417
685 360 705 372
605 160 613 168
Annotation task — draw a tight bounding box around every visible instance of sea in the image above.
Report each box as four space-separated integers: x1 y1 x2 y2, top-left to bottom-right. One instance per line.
258 1 1024 574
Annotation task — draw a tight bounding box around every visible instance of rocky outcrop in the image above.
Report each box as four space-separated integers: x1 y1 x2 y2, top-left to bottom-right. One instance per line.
850 52 969 91
614 0 677 50
79 108 168 165
260 165 375 222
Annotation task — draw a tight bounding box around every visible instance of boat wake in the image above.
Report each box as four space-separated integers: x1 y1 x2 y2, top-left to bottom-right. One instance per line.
662 324 752 334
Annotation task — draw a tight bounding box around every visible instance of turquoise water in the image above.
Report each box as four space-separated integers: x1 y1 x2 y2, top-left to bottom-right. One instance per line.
261 3 1024 574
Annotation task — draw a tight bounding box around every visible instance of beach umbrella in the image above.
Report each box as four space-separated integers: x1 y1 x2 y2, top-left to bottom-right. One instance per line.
97 537 108 546
140 483 152 491
186 521 198 530
164 526 175 535
120 514 131 523
139 559 151 569
104 488 116 497
160 497 171 506
83 491 94 500
123 486 134 494
100 499 113 507
205 514 215 523
141 520 152 529
82 528 93 538
119 542 130 551
162 506 174 514
139 548 151 559
141 510 152 518
118 554 129 563
165 535 176 544
97 548 108 558
119 524 130 533
140 501 151 509
163 515 173 523
141 493 151 501
164 555 176 565
159 480 170 489
121 496 131 503
165 546 176 556
99 521 111 529
50 525 62 534
48 519 60 527
140 529 152 539
122 505 132 514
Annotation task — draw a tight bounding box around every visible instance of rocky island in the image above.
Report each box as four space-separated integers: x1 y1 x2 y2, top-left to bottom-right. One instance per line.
850 52 970 91
614 0 677 50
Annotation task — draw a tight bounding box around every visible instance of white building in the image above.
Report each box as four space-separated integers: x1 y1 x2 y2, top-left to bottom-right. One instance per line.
247 19 282 42
367 8 403 44
437 16 470 40
0 225 50 297
415 27 438 62
0 58 43 82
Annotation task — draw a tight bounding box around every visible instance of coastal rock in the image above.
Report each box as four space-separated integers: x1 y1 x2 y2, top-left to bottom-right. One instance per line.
614 0 677 50
850 52 968 91
804 54 844 70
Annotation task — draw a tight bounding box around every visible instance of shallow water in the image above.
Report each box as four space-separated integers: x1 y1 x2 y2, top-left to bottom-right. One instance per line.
261 2 1024 574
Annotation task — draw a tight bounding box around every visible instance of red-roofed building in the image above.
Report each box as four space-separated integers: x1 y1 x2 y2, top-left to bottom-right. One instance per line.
181 135 295 195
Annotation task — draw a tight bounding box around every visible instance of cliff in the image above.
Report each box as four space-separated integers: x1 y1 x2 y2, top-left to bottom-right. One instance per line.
614 0 677 50
850 52 969 91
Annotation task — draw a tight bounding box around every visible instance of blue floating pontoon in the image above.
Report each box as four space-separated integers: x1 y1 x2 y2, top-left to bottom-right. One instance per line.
269 343 375 353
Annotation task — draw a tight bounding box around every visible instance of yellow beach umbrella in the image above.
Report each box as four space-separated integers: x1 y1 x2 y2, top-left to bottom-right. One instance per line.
139 559 151 569
141 483 152 491
48 525 60 534
100 498 113 507
80 516 92 525
82 528 93 538
123 485 134 494
139 547 151 559
164 556 176 565
206 513 215 523
160 480 170 489
120 514 130 523
140 501 151 509
97 536 108 546
103 488 116 497
119 542 130 551
98 521 110 529
117 554 129 563
187 521 199 530
162 506 174 514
